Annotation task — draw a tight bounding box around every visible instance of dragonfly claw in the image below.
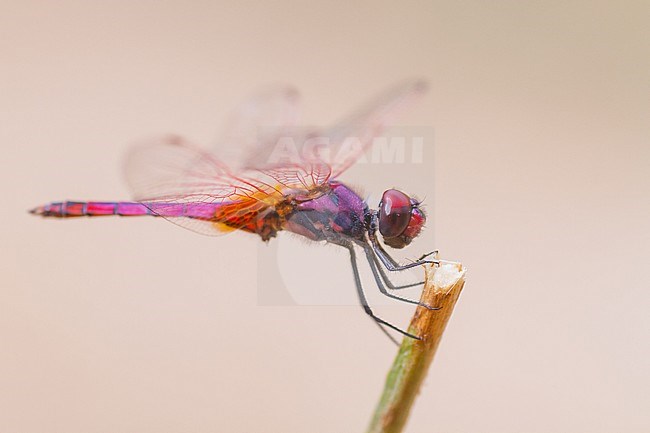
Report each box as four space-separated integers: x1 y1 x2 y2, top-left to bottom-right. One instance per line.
417 250 439 261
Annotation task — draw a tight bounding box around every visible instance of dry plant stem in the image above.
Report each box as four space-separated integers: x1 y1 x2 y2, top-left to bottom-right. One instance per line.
367 262 466 433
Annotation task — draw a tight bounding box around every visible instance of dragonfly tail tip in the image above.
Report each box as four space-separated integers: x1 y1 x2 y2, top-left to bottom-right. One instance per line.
28 206 43 215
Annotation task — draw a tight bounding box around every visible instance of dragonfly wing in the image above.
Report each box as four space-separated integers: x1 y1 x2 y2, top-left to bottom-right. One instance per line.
125 134 233 202
324 79 427 177
123 134 312 236
237 80 426 182
125 135 281 235
215 85 301 168
143 212 234 237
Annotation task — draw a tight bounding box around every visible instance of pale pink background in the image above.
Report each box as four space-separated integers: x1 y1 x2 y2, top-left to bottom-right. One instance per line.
2 1 649 432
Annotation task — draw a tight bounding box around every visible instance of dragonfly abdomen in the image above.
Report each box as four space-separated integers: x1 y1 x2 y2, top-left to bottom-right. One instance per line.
30 201 154 217
30 201 229 221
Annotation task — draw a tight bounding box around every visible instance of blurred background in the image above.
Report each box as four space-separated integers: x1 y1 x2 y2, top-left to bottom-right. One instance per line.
1 1 648 432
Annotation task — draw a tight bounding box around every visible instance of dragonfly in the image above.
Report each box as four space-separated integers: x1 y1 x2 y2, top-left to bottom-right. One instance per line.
30 80 442 343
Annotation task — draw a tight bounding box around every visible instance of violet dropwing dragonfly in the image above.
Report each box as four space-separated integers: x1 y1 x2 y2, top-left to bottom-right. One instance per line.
30 80 442 342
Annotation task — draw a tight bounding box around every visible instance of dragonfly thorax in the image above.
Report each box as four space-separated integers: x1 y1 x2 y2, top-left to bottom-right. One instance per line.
281 182 368 242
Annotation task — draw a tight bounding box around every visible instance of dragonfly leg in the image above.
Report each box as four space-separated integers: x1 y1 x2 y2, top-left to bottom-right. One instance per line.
369 233 440 271
362 246 439 310
417 250 439 261
334 240 422 343
367 248 425 290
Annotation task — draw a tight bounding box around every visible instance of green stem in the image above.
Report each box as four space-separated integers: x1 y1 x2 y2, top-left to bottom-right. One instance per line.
367 263 466 433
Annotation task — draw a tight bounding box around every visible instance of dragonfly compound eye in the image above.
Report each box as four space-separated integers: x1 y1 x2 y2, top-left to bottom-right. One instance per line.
378 190 426 249
378 189 413 239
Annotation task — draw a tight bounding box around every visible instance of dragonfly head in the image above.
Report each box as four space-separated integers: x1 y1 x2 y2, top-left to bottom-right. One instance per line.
377 189 426 249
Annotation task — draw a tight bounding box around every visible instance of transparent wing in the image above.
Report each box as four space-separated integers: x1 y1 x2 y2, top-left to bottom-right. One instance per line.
214 85 302 169
241 80 427 179
126 135 232 202
123 134 327 236
325 79 427 177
